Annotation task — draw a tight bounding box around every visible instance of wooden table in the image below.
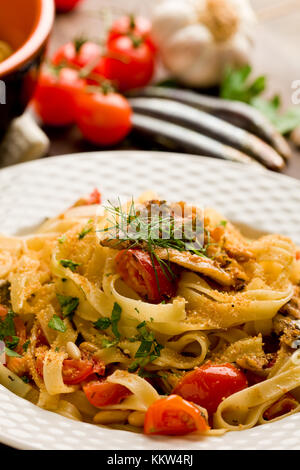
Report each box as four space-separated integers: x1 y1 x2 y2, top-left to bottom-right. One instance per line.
47 0 300 179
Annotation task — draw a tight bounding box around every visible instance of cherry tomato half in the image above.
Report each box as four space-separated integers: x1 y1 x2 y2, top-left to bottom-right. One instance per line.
115 249 177 303
108 15 156 52
75 87 132 146
0 305 8 318
173 363 248 415
83 381 132 407
144 395 209 436
33 66 86 126
55 0 82 13
104 35 155 92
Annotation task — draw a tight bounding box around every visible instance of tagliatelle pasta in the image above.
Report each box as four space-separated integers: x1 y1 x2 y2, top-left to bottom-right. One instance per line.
0 190 300 437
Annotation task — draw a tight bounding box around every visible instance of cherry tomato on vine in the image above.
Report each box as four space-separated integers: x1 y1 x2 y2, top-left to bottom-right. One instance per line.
33 66 86 126
108 15 156 52
173 363 248 415
52 40 102 70
104 35 155 91
55 0 82 13
144 395 209 436
75 86 132 146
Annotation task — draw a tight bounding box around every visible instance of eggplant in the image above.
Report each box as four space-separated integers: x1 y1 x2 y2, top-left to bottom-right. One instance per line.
127 87 291 160
129 98 285 171
132 113 261 166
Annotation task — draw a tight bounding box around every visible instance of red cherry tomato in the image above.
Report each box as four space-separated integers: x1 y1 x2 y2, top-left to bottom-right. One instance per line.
33 66 86 126
75 87 132 146
173 363 248 415
55 0 82 13
104 35 155 92
108 15 156 52
144 395 209 436
36 350 105 385
53 41 102 70
115 249 177 303
83 381 132 407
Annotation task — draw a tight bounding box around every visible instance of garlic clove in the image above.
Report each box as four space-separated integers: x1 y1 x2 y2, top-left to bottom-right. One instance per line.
152 0 198 45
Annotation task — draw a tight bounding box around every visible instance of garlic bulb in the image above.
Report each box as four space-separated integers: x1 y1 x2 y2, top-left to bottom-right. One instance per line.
152 0 257 87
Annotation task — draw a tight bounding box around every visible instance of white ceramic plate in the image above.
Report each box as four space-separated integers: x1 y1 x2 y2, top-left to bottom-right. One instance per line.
1 151 300 450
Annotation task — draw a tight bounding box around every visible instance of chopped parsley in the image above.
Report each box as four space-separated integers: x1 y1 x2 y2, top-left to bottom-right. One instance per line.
111 303 122 340
94 317 111 330
22 340 30 352
6 336 19 350
101 338 118 349
5 347 21 358
59 259 81 272
0 310 16 340
128 321 163 375
57 294 79 318
48 315 67 333
220 220 228 227
21 376 30 384
58 235 66 244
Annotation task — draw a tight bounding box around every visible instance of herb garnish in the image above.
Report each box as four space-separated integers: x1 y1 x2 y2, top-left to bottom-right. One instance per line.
128 321 163 375
220 65 300 135
0 310 16 340
59 259 81 272
78 226 93 240
48 315 67 333
5 348 21 358
6 336 19 350
57 294 79 318
94 317 112 330
94 303 122 347
23 340 30 352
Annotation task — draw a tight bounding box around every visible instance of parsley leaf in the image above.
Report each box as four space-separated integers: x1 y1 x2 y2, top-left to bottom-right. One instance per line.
101 338 118 348
0 310 16 340
111 303 122 340
59 259 81 272
48 315 67 333
6 336 19 350
5 347 21 358
56 294 79 318
94 317 111 330
220 65 300 135
128 321 163 374
23 340 30 352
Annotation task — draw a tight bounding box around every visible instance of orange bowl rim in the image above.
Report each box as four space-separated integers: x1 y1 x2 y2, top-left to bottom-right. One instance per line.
0 0 55 78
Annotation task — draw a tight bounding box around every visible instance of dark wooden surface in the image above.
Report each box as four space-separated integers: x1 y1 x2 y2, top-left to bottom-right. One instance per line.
46 0 300 180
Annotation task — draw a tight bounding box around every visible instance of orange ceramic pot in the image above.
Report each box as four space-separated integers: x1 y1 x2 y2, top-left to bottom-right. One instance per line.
0 0 55 136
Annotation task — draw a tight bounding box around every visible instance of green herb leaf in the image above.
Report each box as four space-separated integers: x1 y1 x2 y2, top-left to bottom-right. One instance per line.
56 294 79 318
23 340 30 352
94 317 111 330
101 338 118 349
21 376 30 383
58 235 66 244
59 259 81 272
48 315 67 333
6 336 19 350
111 303 122 340
78 226 92 240
5 347 21 358
0 310 16 340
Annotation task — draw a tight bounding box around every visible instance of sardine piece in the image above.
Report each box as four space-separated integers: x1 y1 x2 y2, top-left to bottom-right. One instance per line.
128 87 291 161
130 98 285 171
132 113 261 166
155 248 234 286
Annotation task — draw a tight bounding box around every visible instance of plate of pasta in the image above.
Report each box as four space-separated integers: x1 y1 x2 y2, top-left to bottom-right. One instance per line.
1 150 300 450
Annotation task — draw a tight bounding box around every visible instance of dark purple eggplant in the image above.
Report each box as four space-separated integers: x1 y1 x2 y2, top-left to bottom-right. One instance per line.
127 87 291 161
132 113 262 166
129 98 285 171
